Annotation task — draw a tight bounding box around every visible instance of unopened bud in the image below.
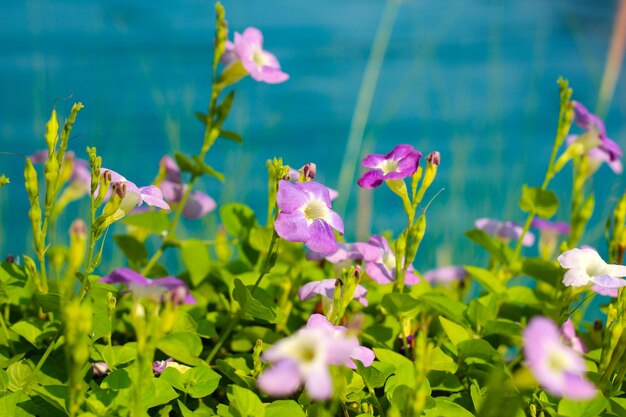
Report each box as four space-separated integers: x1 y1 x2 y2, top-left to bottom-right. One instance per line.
24 159 39 200
299 163 316 181
5 254 14 263
107 292 117 314
44 109 59 154
68 219 87 271
426 151 440 166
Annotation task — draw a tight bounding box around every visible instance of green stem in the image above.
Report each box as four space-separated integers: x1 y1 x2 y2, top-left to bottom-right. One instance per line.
205 232 279 364
34 329 62 373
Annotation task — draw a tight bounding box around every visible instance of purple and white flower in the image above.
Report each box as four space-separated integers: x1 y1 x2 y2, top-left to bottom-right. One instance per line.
100 268 196 305
159 156 216 220
274 180 344 254
226 27 289 84
423 265 467 285
257 313 373 400
558 247 626 289
31 150 91 191
523 316 596 399
298 278 369 307
475 218 535 247
357 144 421 189
356 235 419 285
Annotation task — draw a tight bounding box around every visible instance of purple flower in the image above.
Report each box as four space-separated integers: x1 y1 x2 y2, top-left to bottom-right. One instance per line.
306 243 363 264
558 247 626 289
568 101 623 173
153 358 174 375
531 218 570 235
92 361 110 378
357 144 422 189
591 286 618 297
229 27 289 84
100 268 196 305
159 156 216 219
355 235 419 285
98 169 170 223
423 266 467 285
257 314 372 400
560 320 586 355
305 314 375 369
298 278 368 307
274 180 344 254
285 165 339 200
475 218 535 247
523 316 596 399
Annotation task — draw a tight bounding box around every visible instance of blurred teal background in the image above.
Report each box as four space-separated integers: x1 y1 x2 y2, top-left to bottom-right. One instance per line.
1 0 625 271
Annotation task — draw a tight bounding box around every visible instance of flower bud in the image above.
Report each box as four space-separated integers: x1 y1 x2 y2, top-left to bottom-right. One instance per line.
94 170 112 208
44 156 60 208
426 151 440 166
253 338 264 376
421 151 440 191
5 254 14 263
24 159 39 201
107 292 117 315
299 163 316 181
44 109 59 154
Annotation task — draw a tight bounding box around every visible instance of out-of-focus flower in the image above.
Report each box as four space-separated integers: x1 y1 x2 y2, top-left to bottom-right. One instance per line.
285 166 339 200
566 101 623 174
560 319 586 354
274 180 344 254
92 361 109 378
298 278 368 307
306 242 363 264
30 150 91 191
558 247 626 289
356 235 419 285
475 218 535 247
100 268 196 305
532 218 570 259
225 27 289 84
153 358 174 375
523 316 596 399
306 314 374 369
531 218 570 235
357 144 421 189
423 265 467 285
158 156 216 219
257 313 369 400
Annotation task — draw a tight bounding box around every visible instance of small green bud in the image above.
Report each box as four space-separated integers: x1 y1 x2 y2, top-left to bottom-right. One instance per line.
0 175 9 188
24 159 39 201
68 219 87 272
44 109 59 154
94 170 112 208
44 156 60 208
252 339 263 376
107 292 117 315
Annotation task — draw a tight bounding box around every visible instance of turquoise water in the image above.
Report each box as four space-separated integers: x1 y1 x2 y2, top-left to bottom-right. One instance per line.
1 0 625 271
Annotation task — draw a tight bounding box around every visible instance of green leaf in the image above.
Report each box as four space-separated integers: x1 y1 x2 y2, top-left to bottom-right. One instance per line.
227 385 265 417
175 151 198 174
266 400 305 417
193 156 225 182
465 229 512 264
457 339 501 364
419 292 467 323
113 235 147 264
558 394 607 417
0 392 37 417
219 130 244 144
382 293 420 317
356 361 386 389
522 258 563 285
423 398 474 417
429 348 459 373
143 377 178 409
101 369 131 389
232 278 276 323
33 292 60 314
505 286 541 306
7 361 37 394
439 317 471 345
220 203 257 238
464 266 506 294
519 185 559 218
181 240 211 287
216 62 248 90
11 319 44 347
123 212 170 234
186 367 222 398
482 319 522 337
157 332 204 366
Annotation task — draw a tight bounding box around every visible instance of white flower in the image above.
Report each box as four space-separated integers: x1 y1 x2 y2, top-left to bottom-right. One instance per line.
558 248 626 289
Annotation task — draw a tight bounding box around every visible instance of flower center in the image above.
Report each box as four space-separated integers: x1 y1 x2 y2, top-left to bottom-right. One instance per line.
303 199 329 223
252 48 269 69
547 351 569 373
382 251 396 271
378 159 399 175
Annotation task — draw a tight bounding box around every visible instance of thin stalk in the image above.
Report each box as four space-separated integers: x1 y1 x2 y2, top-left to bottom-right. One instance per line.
205 232 279 364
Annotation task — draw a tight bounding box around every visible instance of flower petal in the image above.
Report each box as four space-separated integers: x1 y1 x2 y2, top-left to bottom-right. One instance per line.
257 360 302 398
182 191 216 219
100 268 149 286
357 170 384 189
303 365 333 400
558 248 600 269
590 274 626 289
139 186 170 210
298 182 332 207
276 180 307 213
361 153 386 169
274 212 311 243
305 219 338 254
351 346 375 367
562 269 592 287
605 264 626 277
326 209 344 235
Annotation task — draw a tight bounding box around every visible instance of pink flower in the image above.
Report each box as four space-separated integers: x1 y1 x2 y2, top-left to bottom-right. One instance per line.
100 268 195 305
357 144 421 189
229 27 289 84
423 266 467 285
159 156 216 219
274 180 344 254
558 247 626 289
523 316 596 399
560 319 586 354
355 235 419 285
306 242 363 264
